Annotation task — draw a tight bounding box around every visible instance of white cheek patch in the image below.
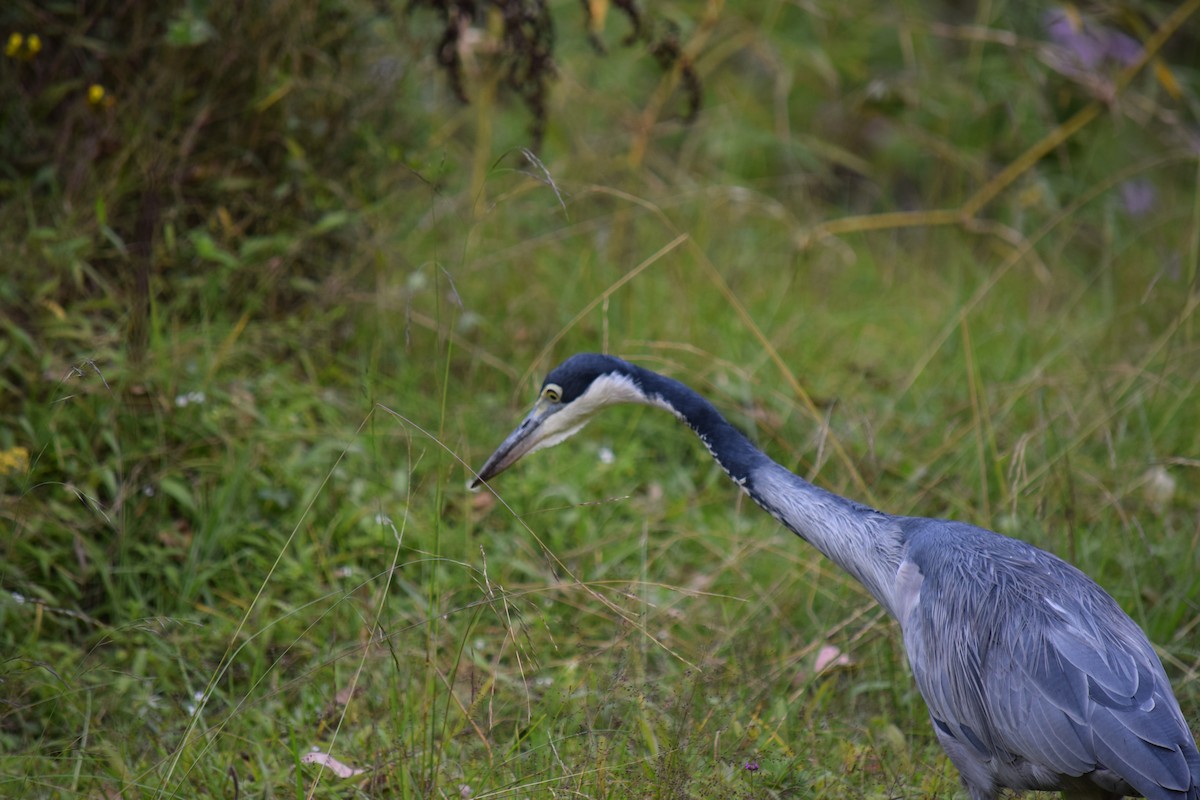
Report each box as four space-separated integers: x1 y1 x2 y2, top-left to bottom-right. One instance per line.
572 372 650 411
527 418 590 456
527 372 656 454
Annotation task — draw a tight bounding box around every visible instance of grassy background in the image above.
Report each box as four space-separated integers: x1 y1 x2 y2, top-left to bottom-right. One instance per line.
2 0 1199 797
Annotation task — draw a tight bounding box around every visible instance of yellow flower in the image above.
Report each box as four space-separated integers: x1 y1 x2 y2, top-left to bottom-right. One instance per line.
5 32 41 60
86 83 115 110
0 446 30 476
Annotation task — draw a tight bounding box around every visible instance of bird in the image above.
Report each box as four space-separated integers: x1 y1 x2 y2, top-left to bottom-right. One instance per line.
472 352 1200 800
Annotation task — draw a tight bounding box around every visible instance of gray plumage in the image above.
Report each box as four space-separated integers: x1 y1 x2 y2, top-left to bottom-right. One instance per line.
473 353 1200 799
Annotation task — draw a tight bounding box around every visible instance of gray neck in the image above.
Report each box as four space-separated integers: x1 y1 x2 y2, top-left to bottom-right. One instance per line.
745 462 907 619
623 362 907 618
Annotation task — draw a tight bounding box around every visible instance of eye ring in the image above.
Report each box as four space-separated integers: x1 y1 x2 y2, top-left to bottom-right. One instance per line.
542 384 562 403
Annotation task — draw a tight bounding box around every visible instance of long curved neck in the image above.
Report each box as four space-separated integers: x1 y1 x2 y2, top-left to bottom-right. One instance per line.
628 365 907 618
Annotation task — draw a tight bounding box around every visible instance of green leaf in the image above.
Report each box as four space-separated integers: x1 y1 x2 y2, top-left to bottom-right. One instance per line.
190 231 239 268
165 12 217 47
311 211 352 236
158 477 197 514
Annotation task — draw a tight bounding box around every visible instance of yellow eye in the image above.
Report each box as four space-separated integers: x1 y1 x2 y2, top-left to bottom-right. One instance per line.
542 384 562 403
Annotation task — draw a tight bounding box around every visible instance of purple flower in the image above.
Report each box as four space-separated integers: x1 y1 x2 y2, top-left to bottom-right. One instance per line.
1044 9 1104 69
1103 30 1142 67
744 759 760 772
1043 8 1142 70
1119 180 1156 218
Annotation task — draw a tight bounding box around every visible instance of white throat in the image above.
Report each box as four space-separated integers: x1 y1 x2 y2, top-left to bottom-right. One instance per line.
528 372 670 456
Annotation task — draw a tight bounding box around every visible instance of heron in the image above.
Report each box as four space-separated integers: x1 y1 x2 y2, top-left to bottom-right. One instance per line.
472 352 1200 800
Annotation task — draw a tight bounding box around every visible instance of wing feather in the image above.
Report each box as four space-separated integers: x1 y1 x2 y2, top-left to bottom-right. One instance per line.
1048 623 1140 695
902 520 1200 799
986 594 1197 797
1016 634 1089 723
1089 703 1193 793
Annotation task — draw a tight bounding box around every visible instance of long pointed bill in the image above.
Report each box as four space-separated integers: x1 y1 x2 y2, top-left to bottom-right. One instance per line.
471 404 550 488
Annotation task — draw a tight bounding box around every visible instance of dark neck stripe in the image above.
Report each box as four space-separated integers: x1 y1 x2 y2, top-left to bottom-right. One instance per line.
626 364 770 484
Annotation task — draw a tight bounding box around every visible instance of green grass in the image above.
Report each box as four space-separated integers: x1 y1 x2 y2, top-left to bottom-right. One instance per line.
2 0 1200 797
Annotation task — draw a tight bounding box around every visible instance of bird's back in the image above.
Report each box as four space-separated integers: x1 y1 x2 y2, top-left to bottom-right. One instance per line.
898 519 1200 800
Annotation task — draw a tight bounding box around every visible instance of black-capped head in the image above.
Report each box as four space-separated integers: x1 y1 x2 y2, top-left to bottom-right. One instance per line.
471 353 646 487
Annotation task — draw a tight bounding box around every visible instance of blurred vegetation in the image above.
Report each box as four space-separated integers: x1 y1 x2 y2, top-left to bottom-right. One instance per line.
1 0 1199 797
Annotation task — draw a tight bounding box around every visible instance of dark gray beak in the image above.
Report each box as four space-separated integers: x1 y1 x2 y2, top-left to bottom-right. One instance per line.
470 404 548 488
